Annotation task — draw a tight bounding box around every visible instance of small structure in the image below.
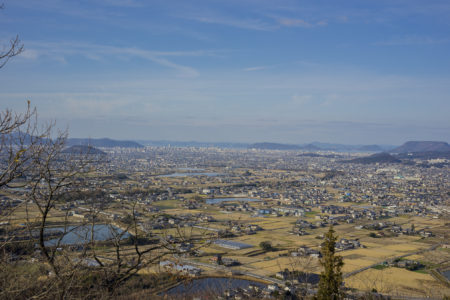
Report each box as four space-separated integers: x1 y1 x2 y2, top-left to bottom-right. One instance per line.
213 239 253 250
160 260 201 276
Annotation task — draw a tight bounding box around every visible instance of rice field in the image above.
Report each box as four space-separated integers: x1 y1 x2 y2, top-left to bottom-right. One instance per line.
345 267 450 298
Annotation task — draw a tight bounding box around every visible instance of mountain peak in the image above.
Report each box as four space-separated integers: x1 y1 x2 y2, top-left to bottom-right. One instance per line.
390 141 450 153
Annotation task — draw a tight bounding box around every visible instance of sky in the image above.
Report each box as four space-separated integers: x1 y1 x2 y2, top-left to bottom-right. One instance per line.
0 0 449 145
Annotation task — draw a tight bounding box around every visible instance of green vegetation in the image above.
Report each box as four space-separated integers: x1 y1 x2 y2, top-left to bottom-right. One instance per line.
259 241 275 251
305 211 318 217
371 264 388 270
316 226 344 300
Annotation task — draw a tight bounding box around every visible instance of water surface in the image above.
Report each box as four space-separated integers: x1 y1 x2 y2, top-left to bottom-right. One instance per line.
45 224 129 246
165 277 265 296
159 172 222 178
443 270 450 280
206 197 260 204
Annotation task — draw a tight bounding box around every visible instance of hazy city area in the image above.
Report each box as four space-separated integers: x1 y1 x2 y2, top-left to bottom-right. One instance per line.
1 139 449 298
1 0 449 299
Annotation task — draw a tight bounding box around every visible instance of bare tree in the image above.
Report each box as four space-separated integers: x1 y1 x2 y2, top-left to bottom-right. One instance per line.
87 200 215 294
0 29 210 295
0 101 38 189
0 102 53 256
0 10 198 297
0 4 24 69
0 104 214 299
0 103 100 299
290 255 319 297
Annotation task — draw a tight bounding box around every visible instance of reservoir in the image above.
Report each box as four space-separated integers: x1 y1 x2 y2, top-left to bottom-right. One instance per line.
164 277 265 296
45 224 130 246
443 270 450 280
158 172 222 177
206 197 260 204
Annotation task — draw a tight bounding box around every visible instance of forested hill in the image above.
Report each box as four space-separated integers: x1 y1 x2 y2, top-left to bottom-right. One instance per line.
390 141 450 153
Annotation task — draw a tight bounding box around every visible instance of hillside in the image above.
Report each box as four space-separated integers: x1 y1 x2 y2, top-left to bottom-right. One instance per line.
67 138 143 148
390 141 450 153
301 143 322 151
62 145 106 155
357 145 383 152
305 142 394 152
139 140 249 148
342 152 401 164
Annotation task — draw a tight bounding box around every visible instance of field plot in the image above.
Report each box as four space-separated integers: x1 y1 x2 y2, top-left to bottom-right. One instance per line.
345 267 450 298
341 258 376 273
244 256 317 275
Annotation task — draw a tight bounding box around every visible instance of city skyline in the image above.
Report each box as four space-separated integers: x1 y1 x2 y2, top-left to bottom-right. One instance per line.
1 0 449 144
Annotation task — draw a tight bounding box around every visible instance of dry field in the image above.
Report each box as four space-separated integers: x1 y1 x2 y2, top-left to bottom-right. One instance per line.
345 267 450 298
4 189 448 298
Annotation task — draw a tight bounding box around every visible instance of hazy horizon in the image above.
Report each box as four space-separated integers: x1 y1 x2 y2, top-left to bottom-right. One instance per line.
1 0 449 144
67 136 450 148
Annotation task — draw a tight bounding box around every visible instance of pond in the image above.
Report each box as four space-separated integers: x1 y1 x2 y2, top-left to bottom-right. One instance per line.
177 168 205 171
45 224 130 246
206 197 261 204
164 277 265 297
443 270 450 280
158 172 223 178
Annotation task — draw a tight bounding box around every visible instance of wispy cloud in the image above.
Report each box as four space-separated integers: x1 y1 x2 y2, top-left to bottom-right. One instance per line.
278 18 312 28
277 18 327 28
185 15 274 31
185 13 328 31
375 36 450 46
22 41 221 77
243 66 269 72
14 0 119 22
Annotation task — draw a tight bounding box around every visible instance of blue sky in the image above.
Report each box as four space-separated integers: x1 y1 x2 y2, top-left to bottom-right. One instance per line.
1 0 449 144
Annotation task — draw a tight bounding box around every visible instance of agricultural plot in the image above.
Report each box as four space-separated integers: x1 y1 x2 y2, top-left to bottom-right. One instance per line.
345 267 450 298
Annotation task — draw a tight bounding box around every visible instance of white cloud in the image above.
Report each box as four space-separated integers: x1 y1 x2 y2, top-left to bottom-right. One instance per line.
186 15 274 31
18 49 39 60
278 18 313 28
24 41 210 77
243 66 269 72
375 36 450 46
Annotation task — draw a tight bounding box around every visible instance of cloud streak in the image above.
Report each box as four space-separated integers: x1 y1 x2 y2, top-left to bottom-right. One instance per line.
375 36 450 46
243 66 269 71
22 41 223 77
276 18 327 28
185 15 275 31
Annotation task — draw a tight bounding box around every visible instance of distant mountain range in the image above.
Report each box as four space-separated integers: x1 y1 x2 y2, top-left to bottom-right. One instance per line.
62 145 106 155
137 140 393 151
67 138 143 148
248 142 394 152
389 141 450 153
305 142 392 152
136 140 248 148
301 144 322 151
248 142 302 150
357 145 384 152
62 138 450 156
341 141 450 164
